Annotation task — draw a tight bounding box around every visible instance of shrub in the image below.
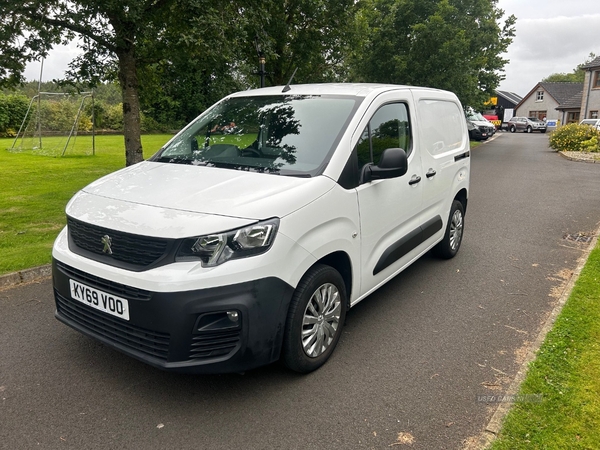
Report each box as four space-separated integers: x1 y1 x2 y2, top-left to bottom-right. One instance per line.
0 93 29 135
1 128 17 138
104 103 124 130
549 123 600 153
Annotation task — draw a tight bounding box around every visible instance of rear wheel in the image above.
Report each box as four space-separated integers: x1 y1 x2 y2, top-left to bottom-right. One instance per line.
282 264 347 373
434 200 465 259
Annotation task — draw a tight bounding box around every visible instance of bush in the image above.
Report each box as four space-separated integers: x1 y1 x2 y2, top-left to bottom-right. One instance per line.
38 98 79 132
0 93 30 136
549 123 600 152
104 103 124 130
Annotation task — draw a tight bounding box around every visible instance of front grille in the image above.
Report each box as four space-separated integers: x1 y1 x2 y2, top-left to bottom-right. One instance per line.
55 290 170 361
189 330 241 359
56 261 152 301
67 217 171 269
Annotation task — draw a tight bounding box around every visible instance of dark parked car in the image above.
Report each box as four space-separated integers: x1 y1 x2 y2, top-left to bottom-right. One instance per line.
507 117 547 133
467 119 492 141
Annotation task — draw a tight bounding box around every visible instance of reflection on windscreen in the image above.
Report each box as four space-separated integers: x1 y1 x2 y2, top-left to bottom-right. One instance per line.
468 112 486 121
152 95 360 176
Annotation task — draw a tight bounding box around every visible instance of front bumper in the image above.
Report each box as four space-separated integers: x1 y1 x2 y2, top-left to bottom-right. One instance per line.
469 127 488 140
53 259 295 374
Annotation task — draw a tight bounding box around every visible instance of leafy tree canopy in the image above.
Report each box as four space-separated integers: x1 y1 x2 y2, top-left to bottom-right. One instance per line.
350 0 516 109
244 0 359 86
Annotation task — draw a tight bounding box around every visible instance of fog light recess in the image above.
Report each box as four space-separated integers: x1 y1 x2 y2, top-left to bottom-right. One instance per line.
194 310 242 333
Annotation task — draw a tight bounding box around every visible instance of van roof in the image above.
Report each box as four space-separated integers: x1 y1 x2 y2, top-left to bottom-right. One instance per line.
228 83 447 98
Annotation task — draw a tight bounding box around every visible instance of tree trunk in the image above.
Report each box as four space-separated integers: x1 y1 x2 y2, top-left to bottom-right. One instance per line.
117 48 144 166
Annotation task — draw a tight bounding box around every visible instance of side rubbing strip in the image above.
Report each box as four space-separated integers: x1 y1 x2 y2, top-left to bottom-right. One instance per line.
373 227 422 276
421 215 443 242
454 151 470 162
373 215 443 276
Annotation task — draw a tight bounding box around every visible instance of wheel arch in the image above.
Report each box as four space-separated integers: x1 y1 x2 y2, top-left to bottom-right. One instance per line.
313 251 353 308
454 188 468 214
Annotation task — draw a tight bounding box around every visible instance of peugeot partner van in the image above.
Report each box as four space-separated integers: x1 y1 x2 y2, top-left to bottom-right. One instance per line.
52 84 470 374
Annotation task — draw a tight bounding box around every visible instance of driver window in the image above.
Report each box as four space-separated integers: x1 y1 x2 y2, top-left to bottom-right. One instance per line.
356 103 411 172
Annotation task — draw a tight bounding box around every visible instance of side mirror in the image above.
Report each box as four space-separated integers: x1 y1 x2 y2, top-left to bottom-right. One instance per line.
364 148 408 182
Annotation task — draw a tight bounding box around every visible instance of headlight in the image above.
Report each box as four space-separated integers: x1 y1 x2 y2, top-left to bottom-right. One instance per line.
175 218 279 267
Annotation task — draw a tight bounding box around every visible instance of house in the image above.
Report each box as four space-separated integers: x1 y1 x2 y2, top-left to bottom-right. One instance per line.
514 82 583 124
580 56 600 120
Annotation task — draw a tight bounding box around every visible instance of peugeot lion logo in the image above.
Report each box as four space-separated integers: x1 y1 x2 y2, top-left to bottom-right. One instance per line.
101 235 113 255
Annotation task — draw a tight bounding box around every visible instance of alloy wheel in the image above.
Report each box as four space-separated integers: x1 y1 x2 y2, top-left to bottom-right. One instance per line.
449 209 464 251
302 283 342 358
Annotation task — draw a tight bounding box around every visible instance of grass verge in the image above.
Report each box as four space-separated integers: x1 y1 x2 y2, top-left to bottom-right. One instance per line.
490 239 600 449
0 135 172 275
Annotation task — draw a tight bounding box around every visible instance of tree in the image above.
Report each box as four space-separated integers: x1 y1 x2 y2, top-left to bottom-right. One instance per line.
542 52 597 83
244 0 359 86
350 0 516 109
0 1 245 166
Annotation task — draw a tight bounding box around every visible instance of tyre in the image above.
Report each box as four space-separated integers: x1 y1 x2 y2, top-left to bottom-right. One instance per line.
282 264 347 373
541 129 547 133
526 126 532 133
509 126 516 133
434 200 465 259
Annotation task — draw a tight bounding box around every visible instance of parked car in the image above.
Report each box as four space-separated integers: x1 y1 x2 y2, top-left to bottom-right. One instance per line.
52 84 470 374
467 119 490 141
467 110 496 137
507 116 547 133
580 118 600 130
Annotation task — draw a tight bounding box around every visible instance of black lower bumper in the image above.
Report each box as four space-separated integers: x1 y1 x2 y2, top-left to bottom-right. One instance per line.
52 259 295 374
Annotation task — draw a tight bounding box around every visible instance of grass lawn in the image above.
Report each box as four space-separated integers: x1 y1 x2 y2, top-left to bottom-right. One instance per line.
490 239 600 449
0 134 173 275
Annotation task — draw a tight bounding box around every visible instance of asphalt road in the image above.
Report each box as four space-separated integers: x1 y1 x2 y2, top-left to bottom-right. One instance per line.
2 132 600 450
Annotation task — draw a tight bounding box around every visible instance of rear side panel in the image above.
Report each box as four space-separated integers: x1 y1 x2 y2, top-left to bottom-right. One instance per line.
411 90 470 247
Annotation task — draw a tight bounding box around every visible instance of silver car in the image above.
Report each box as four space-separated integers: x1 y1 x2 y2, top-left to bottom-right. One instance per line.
508 117 547 133
580 119 600 131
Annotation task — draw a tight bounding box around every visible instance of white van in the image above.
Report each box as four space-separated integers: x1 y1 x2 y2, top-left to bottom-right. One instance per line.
52 84 470 374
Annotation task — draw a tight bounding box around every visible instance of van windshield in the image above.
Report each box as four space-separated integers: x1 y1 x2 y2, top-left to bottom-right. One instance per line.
152 95 361 177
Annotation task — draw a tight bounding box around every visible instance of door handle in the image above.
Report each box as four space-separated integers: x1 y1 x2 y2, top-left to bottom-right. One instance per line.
426 169 436 178
454 151 470 162
408 175 422 185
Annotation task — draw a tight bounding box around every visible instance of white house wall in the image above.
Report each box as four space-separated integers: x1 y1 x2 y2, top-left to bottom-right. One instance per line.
515 92 560 121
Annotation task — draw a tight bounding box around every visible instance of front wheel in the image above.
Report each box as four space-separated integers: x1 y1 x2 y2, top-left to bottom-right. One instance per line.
282 264 347 373
526 126 532 133
434 200 465 259
509 126 516 133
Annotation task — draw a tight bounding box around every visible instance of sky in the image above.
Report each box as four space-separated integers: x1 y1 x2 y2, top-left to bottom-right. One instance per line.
496 0 600 96
23 0 600 98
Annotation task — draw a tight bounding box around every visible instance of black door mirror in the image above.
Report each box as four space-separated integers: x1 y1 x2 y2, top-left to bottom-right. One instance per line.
363 147 408 182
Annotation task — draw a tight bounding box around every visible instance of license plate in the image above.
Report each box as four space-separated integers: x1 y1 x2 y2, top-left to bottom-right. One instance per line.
69 279 130 321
